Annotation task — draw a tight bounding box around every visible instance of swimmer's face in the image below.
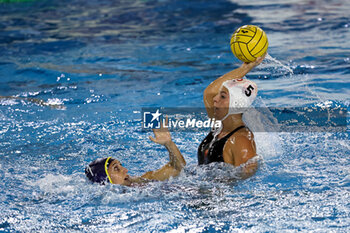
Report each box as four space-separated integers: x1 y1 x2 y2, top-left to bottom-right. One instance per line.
213 86 230 120
107 159 132 186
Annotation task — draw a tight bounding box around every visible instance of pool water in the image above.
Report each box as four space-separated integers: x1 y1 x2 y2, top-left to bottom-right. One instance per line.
0 0 349 232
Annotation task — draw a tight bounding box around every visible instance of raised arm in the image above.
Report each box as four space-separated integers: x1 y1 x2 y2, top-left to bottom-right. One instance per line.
140 117 186 181
204 55 266 118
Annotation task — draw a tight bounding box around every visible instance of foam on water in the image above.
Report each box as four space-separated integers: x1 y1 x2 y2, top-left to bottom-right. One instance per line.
0 98 19 106
30 174 78 195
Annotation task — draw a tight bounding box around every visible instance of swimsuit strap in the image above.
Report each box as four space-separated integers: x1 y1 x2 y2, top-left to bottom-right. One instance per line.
222 125 246 140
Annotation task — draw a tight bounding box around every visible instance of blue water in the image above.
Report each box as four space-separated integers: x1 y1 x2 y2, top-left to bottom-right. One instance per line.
0 0 349 232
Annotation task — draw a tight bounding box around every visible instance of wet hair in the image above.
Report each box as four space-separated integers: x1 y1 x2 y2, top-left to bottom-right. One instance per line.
85 157 115 185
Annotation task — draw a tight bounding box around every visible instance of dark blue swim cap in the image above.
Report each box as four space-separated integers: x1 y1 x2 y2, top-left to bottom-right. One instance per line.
85 157 115 184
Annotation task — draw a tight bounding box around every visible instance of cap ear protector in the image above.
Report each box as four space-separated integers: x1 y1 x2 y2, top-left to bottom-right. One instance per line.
104 157 113 184
85 157 115 184
221 78 258 120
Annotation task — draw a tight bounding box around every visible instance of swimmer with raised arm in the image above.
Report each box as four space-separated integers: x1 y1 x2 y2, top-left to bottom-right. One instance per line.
198 55 266 178
85 117 186 186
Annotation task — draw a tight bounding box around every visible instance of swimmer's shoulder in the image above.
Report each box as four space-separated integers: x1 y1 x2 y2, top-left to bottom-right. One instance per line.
223 126 256 166
225 126 255 144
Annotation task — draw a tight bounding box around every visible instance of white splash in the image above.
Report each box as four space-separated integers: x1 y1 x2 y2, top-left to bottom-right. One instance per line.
30 174 76 194
264 53 294 75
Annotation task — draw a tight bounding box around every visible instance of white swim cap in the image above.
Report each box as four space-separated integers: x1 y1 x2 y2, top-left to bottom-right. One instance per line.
221 78 258 118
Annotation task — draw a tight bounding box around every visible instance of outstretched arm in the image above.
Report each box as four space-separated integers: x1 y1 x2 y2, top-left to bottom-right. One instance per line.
204 55 266 118
140 117 186 181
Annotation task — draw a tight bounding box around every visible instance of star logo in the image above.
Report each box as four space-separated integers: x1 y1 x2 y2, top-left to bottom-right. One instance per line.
150 109 162 122
143 109 162 129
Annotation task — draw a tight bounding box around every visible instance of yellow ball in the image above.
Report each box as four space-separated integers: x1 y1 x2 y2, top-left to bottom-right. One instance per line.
230 25 268 63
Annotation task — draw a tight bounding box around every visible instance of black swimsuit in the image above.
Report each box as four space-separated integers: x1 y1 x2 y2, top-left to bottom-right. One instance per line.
197 125 246 165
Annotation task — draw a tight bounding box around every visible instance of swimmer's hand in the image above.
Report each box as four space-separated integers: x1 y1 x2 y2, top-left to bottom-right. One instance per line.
241 53 266 71
145 115 186 179
149 116 172 146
